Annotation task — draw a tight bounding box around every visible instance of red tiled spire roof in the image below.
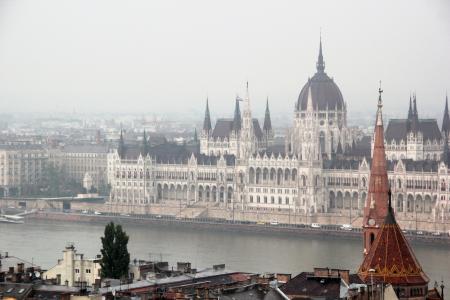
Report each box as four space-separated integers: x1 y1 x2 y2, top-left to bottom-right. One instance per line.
358 192 429 286
362 86 389 254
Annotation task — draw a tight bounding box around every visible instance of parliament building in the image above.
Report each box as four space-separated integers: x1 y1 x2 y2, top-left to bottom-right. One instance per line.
107 39 450 229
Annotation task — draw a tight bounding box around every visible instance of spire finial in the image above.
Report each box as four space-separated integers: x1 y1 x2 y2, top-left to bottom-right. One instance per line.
316 32 325 73
378 81 383 107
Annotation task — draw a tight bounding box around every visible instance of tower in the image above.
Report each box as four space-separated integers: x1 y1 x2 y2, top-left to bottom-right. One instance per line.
141 130 149 157
442 94 450 136
239 82 255 159
263 98 274 147
358 191 429 298
118 129 126 159
362 86 389 255
200 98 212 155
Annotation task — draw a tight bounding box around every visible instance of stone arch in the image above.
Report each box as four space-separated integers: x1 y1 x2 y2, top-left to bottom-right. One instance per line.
301 175 306 187
205 185 211 202
396 194 404 212
270 168 276 182
360 192 366 209
344 191 351 209
352 192 358 209
407 194 414 212
219 186 225 202
198 185 204 201
157 183 162 201
227 186 233 202
163 183 169 199
212 186 217 202
176 184 182 200
415 194 423 213
256 168 262 184
262 168 269 183
319 131 325 155
329 191 336 209
424 195 432 213
284 169 291 182
397 178 402 189
249 167 255 184
336 191 343 209
292 168 298 182
277 168 283 185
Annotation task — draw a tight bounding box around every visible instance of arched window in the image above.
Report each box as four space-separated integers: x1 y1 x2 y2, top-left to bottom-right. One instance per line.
370 233 375 245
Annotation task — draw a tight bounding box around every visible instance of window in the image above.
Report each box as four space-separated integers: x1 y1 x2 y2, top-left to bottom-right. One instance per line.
75 269 80 273
86 269 91 273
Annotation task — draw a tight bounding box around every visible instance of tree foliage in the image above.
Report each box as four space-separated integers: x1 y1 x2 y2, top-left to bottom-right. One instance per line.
100 222 130 279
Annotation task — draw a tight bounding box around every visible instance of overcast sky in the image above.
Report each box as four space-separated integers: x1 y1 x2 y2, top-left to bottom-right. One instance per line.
0 0 449 120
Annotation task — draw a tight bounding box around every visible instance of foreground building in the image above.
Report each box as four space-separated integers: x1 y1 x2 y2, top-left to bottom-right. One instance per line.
106 39 450 229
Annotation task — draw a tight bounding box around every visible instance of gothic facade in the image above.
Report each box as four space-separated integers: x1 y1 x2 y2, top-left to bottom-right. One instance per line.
107 40 450 225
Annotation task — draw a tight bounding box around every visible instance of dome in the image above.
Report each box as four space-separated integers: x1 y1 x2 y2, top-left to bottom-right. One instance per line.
295 39 345 112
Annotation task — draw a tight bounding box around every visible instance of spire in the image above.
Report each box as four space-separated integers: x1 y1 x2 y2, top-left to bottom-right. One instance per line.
407 94 413 121
140 130 149 156
410 93 419 133
442 94 450 134
362 84 389 254
263 97 272 132
336 140 343 155
118 129 126 159
232 96 242 132
193 128 198 142
203 98 212 132
316 33 325 73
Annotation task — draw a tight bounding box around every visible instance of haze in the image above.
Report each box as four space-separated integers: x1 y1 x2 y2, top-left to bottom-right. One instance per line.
0 0 449 119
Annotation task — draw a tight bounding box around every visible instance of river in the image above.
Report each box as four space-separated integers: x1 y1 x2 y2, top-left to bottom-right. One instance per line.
1 219 449 292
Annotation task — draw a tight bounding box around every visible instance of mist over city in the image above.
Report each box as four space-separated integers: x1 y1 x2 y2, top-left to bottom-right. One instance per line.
0 1 449 299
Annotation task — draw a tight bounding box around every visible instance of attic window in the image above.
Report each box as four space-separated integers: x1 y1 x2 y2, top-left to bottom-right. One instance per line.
18 288 25 294
6 288 13 293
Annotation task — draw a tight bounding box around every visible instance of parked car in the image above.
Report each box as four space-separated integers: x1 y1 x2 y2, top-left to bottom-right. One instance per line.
431 231 441 236
81 210 88 214
311 223 321 228
94 211 102 215
416 231 424 235
340 224 353 231
270 220 279 226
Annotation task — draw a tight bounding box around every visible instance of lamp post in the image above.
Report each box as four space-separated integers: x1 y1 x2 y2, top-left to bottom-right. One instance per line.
369 268 375 300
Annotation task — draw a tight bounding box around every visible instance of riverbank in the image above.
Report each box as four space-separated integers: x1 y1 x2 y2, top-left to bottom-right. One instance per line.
28 210 450 245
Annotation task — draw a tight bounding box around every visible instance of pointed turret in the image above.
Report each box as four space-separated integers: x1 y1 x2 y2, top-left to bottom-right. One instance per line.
407 95 413 121
362 85 389 255
263 98 272 132
358 191 429 288
140 130 149 156
410 94 419 133
193 128 198 143
336 140 343 155
232 96 242 132
118 129 126 159
316 34 325 73
203 98 212 133
442 95 450 135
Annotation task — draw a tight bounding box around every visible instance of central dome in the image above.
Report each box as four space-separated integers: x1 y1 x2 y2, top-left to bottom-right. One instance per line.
295 40 345 112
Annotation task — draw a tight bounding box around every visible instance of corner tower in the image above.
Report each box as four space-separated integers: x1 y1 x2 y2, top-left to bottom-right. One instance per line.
362 86 389 255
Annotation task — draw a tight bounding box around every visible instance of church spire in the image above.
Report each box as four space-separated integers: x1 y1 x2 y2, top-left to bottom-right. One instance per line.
118 129 126 159
316 34 325 73
362 84 389 255
203 98 212 132
407 94 413 121
141 130 149 156
263 97 272 132
442 94 450 134
232 96 242 132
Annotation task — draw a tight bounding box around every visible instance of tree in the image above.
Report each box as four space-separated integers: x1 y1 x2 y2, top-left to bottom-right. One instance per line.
100 222 130 279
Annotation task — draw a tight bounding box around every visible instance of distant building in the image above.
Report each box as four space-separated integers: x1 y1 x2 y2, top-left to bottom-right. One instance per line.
56 144 110 193
43 244 101 288
0 144 48 197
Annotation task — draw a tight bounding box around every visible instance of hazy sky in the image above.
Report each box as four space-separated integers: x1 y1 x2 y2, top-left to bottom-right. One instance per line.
0 0 449 120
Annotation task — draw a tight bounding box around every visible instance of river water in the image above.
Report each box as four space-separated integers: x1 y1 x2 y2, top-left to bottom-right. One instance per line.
1 219 449 291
